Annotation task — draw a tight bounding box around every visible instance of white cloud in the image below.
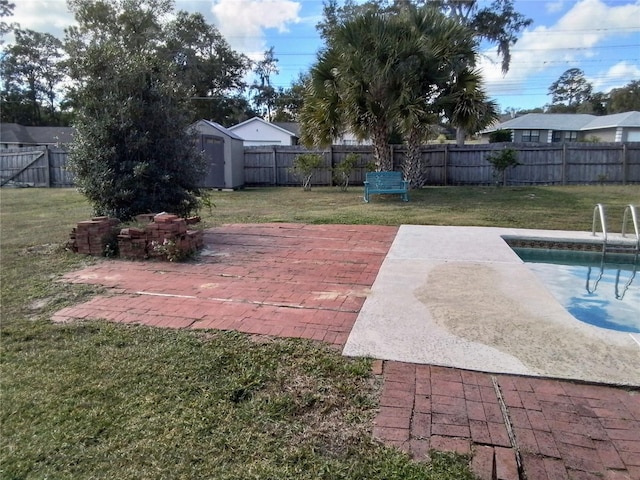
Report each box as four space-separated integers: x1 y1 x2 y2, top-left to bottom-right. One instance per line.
9 0 74 40
592 61 640 91
210 0 301 56
546 1 566 14
480 0 640 104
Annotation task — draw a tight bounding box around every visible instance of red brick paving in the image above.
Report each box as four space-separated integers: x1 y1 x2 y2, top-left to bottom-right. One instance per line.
53 223 397 346
53 222 640 480
374 361 640 480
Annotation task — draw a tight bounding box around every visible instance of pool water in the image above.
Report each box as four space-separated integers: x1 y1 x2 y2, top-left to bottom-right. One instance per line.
513 248 639 333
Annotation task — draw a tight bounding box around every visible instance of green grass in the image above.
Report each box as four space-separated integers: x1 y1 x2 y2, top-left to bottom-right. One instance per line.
1 185 639 479
197 184 639 231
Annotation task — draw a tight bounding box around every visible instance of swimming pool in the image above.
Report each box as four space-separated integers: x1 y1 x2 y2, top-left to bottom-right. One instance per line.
513 247 639 333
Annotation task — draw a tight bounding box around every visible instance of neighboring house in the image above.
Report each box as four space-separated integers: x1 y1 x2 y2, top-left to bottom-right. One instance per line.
334 130 373 146
0 123 75 149
481 111 640 143
229 117 299 146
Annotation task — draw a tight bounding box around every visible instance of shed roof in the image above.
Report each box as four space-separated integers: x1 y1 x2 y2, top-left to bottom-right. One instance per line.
0 123 75 145
195 119 244 141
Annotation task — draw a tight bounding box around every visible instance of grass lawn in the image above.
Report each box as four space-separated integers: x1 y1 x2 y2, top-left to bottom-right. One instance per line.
1 185 639 479
198 184 639 231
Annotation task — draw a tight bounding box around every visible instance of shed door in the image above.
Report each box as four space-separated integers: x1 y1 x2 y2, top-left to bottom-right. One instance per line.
202 135 225 188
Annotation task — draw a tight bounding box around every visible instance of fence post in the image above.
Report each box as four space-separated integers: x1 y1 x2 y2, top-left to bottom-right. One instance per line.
443 144 449 186
272 146 277 186
329 145 334 187
561 143 567 186
622 143 627 185
389 144 395 171
44 146 51 187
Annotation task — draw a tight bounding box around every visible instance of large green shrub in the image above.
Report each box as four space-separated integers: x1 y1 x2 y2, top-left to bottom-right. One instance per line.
66 0 207 221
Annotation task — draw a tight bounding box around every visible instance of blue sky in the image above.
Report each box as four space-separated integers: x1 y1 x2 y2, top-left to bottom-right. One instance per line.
8 0 640 112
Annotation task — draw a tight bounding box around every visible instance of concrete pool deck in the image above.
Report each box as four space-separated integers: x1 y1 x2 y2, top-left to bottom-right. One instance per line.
344 225 640 386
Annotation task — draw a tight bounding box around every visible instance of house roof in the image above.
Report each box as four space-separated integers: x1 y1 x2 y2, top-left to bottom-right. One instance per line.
484 111 640 133
581 111 640 130
489 114 596 131
0 123 75 145
229 117 298 137
195 119 244 141
272 122 300 137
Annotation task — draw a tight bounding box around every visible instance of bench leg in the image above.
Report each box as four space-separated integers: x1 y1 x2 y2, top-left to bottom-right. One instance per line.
402 191 409 202
363 190 369 203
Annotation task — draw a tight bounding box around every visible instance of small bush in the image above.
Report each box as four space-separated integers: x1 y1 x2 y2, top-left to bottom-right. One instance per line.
486 149 520 186
333 153 359 191
290 154 324 191
489 129 512 143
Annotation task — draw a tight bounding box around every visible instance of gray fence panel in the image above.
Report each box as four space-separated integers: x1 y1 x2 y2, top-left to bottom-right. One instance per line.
508 144 563 185
0 147 48 187
244 147 276 185
49 148 75 187
565 143 625 184
3 143 640 188
626 144 640 184
446 144 495 185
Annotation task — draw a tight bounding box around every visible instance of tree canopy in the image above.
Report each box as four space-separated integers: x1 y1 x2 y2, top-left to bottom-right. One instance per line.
317 0 532 74
162 11 252 125
65 0 206 220
251 47 279 121
608 80 640 113
548 68 593 108
543 70 638 115
0 0 255 127
302 4 495 184
0 28 66 125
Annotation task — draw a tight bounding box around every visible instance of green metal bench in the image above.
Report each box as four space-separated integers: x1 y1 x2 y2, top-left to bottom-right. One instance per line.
363 171 410 203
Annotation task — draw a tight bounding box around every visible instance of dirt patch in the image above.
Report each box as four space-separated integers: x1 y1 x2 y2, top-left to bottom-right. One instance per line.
415 263 640 383
21 243 61 255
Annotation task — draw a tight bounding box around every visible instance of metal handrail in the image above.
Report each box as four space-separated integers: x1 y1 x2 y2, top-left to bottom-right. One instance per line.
614 261 637 300
621 204 640 251
592 203 608 249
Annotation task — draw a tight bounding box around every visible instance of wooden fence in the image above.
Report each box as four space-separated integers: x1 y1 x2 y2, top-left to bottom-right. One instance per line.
0 146 74 188
245 143 640 186
2 143 639 188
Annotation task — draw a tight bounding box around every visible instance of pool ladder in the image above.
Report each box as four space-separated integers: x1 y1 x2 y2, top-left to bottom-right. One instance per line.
592 203 640 253
588 204 638 298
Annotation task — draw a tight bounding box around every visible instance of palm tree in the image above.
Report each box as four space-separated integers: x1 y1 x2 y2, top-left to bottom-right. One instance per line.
302 5 494 177
395 6 478 186
301 11 419 171
442 67 499 146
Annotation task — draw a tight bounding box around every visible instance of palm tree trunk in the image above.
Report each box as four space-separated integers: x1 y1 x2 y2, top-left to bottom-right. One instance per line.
456 126 466 146
402 126 427 188
372 122 392 171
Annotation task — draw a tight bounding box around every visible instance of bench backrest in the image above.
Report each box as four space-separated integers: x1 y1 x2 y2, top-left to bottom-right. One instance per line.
365 171 405 188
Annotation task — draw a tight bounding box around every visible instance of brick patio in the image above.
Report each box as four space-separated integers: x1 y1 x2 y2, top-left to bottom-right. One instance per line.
54 223 397 346
53 223 640 480
373 361 640 480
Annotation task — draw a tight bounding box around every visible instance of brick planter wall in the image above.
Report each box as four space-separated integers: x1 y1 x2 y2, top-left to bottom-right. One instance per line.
69 216 120 256
69 214 203 261
118 214 203 260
